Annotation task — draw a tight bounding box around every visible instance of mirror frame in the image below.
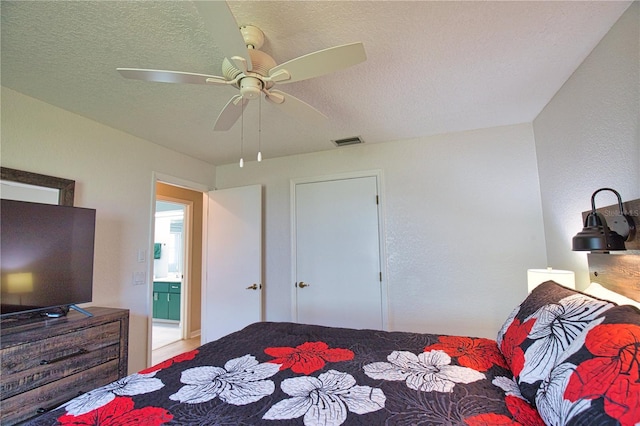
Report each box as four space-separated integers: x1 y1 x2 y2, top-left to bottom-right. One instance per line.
0 167 75 206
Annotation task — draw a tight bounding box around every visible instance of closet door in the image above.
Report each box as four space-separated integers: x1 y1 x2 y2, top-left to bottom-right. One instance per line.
202 185 262 343
294 176 383 329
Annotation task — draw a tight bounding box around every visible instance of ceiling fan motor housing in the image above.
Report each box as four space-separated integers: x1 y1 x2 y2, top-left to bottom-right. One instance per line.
237 49 277 98
248 49 276 77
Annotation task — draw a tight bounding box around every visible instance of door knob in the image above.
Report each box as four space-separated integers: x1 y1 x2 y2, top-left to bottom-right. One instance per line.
246 283 260 290
297 281 310 288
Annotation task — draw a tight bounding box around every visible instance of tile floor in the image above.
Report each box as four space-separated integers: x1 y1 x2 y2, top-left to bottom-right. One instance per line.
152 322 181 350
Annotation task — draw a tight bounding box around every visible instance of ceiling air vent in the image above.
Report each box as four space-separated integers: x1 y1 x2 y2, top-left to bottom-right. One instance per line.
332 136 364 147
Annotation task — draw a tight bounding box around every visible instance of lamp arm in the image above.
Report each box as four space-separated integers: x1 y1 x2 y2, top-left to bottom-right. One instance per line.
590 187 624 214
588 187 635 242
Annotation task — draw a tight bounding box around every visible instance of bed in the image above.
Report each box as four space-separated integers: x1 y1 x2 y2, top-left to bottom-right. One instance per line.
23 272 639 426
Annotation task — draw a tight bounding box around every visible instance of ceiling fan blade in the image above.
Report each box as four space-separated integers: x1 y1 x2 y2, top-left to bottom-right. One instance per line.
193 1 252 70
117 68 227 85
214 95 248 131
265 89 327 126
268 42 366 84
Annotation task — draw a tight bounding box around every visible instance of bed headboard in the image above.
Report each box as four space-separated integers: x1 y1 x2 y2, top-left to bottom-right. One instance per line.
583 197 639 302
587 253 640 302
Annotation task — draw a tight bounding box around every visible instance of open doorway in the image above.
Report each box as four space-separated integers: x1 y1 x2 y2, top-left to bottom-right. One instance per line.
152 200 186 349
151 182 204 364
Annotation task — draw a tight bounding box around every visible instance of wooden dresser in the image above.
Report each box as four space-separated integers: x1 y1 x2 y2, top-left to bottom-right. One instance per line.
0 307 129 425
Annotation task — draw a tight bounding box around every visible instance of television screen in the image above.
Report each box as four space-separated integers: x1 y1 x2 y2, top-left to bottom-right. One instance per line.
0 199 96 317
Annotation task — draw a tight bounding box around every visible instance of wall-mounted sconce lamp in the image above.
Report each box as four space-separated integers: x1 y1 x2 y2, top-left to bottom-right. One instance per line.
572 188 636 252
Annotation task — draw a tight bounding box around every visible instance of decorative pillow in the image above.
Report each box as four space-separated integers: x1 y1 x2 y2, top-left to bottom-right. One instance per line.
584 282 640 309
496 281 615 405
535 304 640 426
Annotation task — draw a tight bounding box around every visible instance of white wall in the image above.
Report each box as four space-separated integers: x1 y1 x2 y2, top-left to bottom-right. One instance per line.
1 87 216 373
533 3 640 289
215 123 546 338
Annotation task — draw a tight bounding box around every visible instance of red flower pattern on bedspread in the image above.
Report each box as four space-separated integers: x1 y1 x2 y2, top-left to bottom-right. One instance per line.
564 323 640 426
465 413 521 425
504 395 545 426
465 399 544 426
139 349 199 374
58 396 172 426
424 336 508 371
264 341 354 374
500 318 535 377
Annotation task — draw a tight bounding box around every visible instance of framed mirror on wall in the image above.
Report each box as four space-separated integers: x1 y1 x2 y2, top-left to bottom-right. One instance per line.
0 167 75 206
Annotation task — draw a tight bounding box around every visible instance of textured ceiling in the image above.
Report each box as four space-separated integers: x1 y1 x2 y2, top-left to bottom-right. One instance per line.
1 1 632 166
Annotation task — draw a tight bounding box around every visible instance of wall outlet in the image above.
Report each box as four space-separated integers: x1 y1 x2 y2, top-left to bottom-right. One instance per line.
133 271 146 286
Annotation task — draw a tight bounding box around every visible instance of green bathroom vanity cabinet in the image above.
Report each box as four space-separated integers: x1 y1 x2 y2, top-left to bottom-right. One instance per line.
153 281 181 321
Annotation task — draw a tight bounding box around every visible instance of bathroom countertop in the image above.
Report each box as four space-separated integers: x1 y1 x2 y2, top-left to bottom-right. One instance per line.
153 277 182 283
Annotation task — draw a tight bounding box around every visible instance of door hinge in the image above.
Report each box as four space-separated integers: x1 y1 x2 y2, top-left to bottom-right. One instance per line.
376 195 379 205
379 272 382 282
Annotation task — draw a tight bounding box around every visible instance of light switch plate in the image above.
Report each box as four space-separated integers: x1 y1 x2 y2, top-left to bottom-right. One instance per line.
133 271 146 285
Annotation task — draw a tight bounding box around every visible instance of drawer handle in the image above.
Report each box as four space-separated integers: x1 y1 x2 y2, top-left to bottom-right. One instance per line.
40 349 88 365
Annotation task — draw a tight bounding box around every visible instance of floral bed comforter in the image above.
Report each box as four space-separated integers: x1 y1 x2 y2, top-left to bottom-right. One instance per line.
26 321 544 425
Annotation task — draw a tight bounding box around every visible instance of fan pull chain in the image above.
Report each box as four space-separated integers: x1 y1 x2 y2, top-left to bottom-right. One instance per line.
239 101 244 168
257 96 262 162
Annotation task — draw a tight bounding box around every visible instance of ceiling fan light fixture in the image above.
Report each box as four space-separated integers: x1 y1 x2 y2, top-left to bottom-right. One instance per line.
239 77 262 99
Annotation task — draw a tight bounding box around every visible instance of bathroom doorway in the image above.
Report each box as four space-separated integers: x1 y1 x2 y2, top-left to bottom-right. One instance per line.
152 200 187 350
150 182 204 364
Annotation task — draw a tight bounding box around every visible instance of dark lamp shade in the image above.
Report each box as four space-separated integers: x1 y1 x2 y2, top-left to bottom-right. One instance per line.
572 212 626 251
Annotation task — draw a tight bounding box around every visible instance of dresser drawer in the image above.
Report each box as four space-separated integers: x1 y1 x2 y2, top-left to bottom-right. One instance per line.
1 322 121 399
0 307 129 426
1 359 121 425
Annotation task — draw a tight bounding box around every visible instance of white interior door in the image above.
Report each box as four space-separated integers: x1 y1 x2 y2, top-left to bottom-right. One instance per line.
294 176 383 329
202 185 262 344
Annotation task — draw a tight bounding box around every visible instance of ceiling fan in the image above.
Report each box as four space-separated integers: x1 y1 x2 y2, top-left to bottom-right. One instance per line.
116 1 366 131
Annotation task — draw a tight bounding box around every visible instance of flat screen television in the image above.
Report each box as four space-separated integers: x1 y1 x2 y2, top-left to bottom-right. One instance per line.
0 199 96 318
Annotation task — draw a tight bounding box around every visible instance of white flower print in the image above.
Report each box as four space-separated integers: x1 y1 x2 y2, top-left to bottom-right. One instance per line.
363 350 485 393
169 354 281 405
520 295 611 384
262 369 385 426
535 363 591 426
64 372 164 415
492 376 523 398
